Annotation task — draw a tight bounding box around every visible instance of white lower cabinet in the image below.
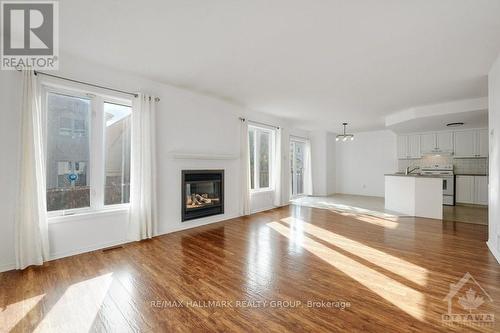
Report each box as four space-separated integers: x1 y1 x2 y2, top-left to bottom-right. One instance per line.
474 176 489 205
456 175 488 205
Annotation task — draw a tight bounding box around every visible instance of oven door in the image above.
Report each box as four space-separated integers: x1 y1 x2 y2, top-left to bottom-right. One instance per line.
442 176 454 196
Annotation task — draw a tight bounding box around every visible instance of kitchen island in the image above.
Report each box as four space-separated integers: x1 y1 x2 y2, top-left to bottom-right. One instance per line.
385 174 443 219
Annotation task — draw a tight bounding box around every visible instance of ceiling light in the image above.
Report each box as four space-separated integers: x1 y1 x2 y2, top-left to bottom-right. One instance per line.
446 122 464 127
336 122 354 142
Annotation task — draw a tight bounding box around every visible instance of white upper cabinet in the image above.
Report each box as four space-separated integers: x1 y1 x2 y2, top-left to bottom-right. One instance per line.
454 129 488 158
397 128 487 159
436 132 454 152
397 135 420 159
397 135 408 159
420 133 436 154
408 135 421 158
420 132 453 153
478 129 489 157
454 130 476 157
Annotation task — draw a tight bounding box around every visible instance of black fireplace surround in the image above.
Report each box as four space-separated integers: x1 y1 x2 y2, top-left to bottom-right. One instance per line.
182 170 224 222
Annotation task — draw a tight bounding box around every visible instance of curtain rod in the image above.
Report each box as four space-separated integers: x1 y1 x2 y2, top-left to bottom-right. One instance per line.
17 69 160 102
239 117 280 129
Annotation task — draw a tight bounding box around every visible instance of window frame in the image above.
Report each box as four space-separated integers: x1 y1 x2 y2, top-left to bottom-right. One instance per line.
248 125 274 192
41 80 132 219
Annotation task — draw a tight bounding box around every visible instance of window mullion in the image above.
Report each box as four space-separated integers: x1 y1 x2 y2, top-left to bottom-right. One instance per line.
90 95 105 210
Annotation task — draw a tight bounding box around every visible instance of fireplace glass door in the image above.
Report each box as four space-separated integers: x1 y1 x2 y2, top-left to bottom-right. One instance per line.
182 170 224 221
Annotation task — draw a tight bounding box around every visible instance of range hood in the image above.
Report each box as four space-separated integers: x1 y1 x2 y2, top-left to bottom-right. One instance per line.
421 150 453 156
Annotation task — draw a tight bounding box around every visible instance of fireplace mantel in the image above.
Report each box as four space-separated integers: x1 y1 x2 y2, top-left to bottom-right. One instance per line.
170 152 238 160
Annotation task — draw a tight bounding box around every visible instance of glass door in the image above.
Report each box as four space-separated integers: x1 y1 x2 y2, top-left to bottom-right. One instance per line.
290 139 305 197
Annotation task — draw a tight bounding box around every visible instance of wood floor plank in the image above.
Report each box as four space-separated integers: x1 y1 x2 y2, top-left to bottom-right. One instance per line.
1 205 499 332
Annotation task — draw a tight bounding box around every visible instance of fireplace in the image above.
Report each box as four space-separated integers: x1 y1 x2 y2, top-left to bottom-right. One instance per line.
182 170 224 222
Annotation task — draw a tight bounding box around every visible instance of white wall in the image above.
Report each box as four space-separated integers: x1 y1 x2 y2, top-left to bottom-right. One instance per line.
335 130 398 197
488 54 500 263
326 132 337 195
0 53 302 271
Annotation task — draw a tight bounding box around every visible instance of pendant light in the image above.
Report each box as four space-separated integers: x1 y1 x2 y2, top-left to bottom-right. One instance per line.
336 123 354 142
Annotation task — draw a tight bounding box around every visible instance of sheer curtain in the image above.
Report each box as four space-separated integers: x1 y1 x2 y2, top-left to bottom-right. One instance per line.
273 127 282 206
303 139 313 195
15 69 49 269
240 120 251 215
128 94 158 241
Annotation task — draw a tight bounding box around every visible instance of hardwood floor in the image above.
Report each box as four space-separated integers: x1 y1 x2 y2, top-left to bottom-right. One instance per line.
1 205 499 332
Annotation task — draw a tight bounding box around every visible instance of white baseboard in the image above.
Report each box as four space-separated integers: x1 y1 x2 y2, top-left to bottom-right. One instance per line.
487 241 500 264
157 213 240 236
251 205 276 214
49 239 129 261
0 262 16 273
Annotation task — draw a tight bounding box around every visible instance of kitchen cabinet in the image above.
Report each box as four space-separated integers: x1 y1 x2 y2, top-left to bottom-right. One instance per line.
397 134 421 159
408 135 421 158
474 176 488 205
420 132 453 154
456 176 474 204
456 175 488 205
397 135 408 159
478 129 489 157
436 132 454 152
454 129 488 158
420 134 436 154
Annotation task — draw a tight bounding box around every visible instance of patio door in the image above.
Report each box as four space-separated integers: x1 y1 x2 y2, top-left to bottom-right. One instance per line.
290 139 305 197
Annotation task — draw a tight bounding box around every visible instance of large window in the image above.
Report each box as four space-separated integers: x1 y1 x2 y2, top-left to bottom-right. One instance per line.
44 86 132 214
249 126 273 190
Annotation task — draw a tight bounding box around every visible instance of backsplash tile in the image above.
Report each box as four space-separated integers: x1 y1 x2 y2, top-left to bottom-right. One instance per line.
398 156 488 175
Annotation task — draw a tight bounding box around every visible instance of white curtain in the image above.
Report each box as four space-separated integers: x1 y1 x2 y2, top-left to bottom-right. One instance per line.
15 69 49 269
304 139 313 195
273 127 282 206
240 120 251 215
128 94 158 241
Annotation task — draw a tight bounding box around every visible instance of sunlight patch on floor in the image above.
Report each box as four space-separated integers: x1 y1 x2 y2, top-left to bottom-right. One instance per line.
0 294 45 332
281 217 428 286
267 222 426 321
290 196 402 223
34 273 113 332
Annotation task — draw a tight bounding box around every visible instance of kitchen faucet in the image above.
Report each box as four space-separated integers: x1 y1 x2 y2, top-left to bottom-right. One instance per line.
405 166 420 175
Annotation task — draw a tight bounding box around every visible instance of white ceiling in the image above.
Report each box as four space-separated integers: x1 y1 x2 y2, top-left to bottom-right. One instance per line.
387 109 488 134
60 0 500 132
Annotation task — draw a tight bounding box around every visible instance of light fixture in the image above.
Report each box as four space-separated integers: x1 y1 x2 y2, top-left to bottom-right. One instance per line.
446 122 464 127
336 122 354 142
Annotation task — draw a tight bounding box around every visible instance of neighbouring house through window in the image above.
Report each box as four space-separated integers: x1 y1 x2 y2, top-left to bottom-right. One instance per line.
248 125 274 191
44 86 132 214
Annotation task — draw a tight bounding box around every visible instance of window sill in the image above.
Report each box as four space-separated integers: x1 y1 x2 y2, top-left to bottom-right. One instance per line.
250 188 275 194
48 205 130 224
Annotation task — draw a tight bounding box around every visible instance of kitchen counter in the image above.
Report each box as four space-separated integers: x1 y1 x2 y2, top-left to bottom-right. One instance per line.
385 173 444 178
385 175 443 219
455 173 488 176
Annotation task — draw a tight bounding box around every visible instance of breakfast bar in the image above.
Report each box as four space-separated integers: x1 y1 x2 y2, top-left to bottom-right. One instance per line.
384 174 443 219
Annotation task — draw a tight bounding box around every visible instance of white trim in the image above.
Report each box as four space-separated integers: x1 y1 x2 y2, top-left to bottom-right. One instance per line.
49 239 129 261
487 241 500 264
0 262 16 273
250 187 275 194
48 205 129 224
251 205 277 214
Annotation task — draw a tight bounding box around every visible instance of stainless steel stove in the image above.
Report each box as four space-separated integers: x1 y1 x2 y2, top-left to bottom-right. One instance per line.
421 164 454 205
